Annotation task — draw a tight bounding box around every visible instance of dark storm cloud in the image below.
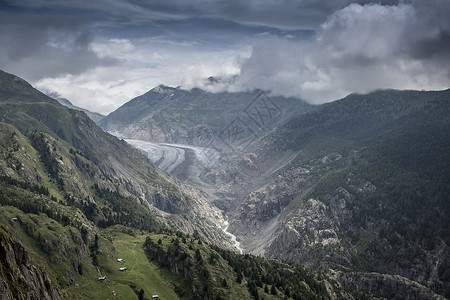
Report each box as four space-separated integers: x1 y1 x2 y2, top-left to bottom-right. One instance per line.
403 0 450 62
118 0 402 29
0 12 79 61
215 0 400 28
0 0 418 49
3 0 403 30
0 8 118 81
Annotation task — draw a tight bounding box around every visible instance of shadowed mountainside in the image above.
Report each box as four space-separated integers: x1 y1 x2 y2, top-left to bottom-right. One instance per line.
229 89 450 298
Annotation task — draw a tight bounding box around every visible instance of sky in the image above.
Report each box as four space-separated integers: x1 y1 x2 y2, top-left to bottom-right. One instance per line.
1 0 449 114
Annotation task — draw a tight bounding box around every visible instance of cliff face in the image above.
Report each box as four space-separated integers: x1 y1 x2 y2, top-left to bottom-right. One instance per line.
0 225 62 300
336 271 447 300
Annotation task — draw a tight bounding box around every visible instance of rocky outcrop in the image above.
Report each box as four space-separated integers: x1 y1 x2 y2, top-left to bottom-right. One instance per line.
229 149 348 254
0 227 62 300
335 271 446 300
265 198 349 268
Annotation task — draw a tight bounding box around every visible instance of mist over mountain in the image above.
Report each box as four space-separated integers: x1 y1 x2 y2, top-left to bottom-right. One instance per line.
1 1 449 114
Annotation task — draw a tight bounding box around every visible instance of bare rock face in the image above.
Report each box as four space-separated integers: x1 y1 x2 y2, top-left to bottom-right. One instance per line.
228 148 348 255
335 271 447 300
0 228 62 300
265 198 349 268
239 153 259 171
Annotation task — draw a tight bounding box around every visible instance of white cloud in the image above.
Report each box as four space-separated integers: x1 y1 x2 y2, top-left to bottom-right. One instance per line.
90 38 136 58
230 2 450 103
36 39 248 114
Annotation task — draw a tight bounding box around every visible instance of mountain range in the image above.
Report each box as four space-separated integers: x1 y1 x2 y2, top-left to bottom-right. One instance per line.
1 69 449 299
99 83 450 299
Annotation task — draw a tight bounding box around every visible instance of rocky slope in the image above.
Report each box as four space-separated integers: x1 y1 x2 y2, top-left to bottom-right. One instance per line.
98 84 315 229
0 220 62 300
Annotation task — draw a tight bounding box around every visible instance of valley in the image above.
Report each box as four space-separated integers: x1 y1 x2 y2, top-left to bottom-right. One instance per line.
0 69 449 299
103 86 450 299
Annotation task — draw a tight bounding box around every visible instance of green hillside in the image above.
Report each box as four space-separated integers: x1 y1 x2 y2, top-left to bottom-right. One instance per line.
1 202 361 299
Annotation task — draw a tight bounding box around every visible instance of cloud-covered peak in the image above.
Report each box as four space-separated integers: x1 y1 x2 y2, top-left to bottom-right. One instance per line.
152 84 179 93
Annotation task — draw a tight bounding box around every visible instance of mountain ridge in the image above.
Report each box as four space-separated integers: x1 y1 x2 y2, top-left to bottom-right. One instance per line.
98 85 314 145
229 88 450 297
0 69 230 247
